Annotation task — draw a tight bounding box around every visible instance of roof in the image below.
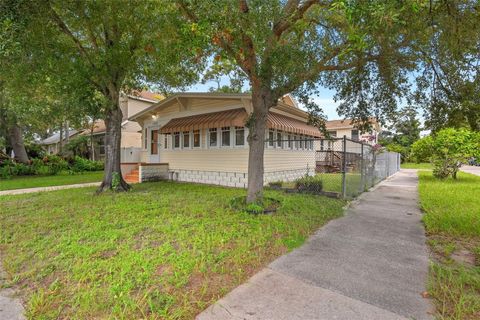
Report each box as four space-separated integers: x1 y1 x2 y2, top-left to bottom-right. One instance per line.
128 90 165 103
160 108 322 137
326 118 379 130
129 92 306 122
81 120 106 135
160 109 247 134
40 130 79 145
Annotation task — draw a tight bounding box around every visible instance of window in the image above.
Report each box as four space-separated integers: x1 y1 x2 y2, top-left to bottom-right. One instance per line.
276 131 282 148
151 129 158 155
351 130 359 141
209 128 217 147
182 131 190 148
327 130 337 138
299 135 304 149
295 136 299 149
235 127 245 146
268 129 274 147
221 127 231 147
308 137 314 150
288 134 293 149
193 130 200 147
164 135 168 149
173 132 180 149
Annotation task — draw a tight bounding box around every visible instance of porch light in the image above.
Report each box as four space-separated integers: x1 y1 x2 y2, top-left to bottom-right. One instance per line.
152 114 158 120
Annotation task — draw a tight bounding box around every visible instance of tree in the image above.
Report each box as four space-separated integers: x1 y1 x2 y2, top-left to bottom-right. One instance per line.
410 135 433 163
414 0 480 132
378 107 421 162
179 0 420 202
428 128 480 179
27 0 199 191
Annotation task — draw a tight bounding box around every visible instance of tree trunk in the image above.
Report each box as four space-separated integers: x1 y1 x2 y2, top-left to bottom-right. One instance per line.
90 122 95 161
97 100 130 192
246 86 274 203
59 123 63 154
7 123 29 164
64 120 70 143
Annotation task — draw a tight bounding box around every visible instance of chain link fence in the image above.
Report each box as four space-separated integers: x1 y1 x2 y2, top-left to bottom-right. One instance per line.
265 136 400 199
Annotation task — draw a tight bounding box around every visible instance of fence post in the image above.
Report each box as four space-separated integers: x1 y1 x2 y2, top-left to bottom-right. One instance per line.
342 135 347 198
360 143 364 194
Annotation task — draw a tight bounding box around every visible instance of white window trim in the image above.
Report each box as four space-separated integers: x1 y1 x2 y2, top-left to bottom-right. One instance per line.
208 128 219 149
234 126 247 148
173 132 181 149
220 126 233 148
192 129 202 149
181 131 191 150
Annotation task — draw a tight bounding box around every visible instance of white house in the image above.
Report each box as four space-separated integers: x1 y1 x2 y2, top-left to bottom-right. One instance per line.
126 93 322 186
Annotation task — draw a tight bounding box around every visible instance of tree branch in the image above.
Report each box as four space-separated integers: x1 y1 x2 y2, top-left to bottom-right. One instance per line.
48 5 97 71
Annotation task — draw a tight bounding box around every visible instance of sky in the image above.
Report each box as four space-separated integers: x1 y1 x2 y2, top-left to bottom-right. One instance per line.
187 79 343 120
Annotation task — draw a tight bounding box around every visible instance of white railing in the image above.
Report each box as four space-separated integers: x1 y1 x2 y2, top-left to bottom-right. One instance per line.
120 147 143 163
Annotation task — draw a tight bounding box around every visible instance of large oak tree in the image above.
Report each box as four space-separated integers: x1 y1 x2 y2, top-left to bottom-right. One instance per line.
179 0 420 202
26 0 199 191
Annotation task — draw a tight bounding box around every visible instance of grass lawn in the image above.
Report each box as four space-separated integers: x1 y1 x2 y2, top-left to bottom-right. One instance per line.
418 171 480 319
0 171 104 191
402 162 433 170
0 181 345 319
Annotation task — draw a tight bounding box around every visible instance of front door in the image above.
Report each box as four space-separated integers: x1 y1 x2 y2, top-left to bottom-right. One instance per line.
148 128 160 163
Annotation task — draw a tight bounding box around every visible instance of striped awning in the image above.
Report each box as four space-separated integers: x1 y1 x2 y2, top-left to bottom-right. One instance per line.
160 108 322 137
160 108 248 134
267 112 322 137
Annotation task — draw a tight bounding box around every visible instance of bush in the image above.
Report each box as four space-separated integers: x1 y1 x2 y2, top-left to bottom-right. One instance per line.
0 160 35 178
65 136 90 158
416 128 480 179
41 155 69 175
410 136 434 163
70 156 104 173
295 175 323 193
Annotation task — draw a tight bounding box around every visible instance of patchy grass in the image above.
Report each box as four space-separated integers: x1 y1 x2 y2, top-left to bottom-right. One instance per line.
418 171 480 319
402 162 433 170
0 171 103 191
0 181 345 319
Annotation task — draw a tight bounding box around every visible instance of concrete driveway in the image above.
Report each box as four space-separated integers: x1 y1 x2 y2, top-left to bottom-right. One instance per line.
461 165 480 176
197 170 433 320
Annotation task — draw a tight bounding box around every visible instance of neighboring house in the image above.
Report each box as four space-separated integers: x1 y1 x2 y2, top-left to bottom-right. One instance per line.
126 92 323 186
325 118 381 144
39 130 79 155
40 91 163 160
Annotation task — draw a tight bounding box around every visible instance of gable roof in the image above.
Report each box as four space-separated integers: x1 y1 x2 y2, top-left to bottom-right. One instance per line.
40 130 79 145
129 92 306 122
326 118 379 130
128 90 165 103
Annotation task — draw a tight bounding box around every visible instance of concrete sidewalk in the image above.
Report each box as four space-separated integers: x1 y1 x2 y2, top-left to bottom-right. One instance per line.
197 170 433 320
0 260 24 320
0 182 101 196
461 165 480 176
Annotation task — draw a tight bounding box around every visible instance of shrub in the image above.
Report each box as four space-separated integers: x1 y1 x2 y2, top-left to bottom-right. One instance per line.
71 156 104 173
295 175 323 193
424 128 480 179
410 136 434 163
65 136 90 158
41 155 68 175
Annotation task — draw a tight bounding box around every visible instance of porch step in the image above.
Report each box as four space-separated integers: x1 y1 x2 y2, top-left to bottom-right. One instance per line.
125 168 139 184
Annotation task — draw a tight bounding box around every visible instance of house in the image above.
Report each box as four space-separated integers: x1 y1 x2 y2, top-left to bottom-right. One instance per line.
40 91 163 160
325 118 380 144
39 129 80 155
126 92 323 186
